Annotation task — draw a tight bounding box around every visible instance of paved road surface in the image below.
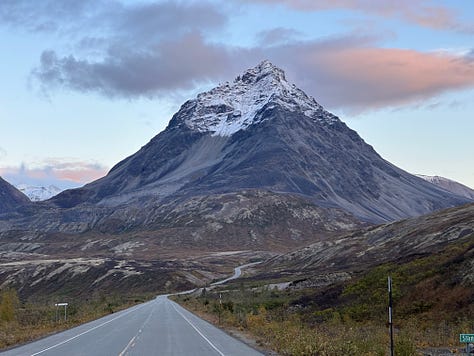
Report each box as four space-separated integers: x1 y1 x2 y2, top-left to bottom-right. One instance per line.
1 265 264 356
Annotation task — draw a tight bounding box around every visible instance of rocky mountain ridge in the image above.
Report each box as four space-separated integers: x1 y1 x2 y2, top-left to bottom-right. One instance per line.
0 191 363 252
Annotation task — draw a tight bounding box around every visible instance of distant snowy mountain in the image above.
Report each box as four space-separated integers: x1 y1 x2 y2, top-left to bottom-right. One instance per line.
415 175 474 200
16 184 62 201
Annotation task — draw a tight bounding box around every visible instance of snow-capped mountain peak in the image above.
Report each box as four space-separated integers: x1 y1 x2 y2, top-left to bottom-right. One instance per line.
182 60 339 136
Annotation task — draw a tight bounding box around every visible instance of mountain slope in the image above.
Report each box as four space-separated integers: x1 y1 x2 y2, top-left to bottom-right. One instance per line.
0 177 30 214
263 202 474 275
50 61 469 223
416 174 474 200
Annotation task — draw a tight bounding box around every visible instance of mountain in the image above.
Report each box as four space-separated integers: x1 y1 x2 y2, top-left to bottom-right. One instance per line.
0 177 30 214
16 184 62 201
260 202 474 277
50 61 469 223
416 174 474 200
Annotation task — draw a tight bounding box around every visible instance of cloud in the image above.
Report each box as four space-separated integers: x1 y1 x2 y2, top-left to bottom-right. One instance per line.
243 0 473 33
113 1 226 41
265 42 474 112
31 30 474 112
33 33 235 97
8 0 230 97
54 0 227 53
0 0 97 33
0 159 108 188
256 28 303 46
0 146 6 160
467 49 474 61
0 0 225 37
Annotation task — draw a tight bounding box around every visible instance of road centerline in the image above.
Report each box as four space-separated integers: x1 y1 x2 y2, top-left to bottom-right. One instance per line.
118 299 159 356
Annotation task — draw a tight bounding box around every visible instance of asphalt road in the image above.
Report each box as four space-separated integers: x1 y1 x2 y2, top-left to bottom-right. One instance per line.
210 262 261 286
1 266 264 356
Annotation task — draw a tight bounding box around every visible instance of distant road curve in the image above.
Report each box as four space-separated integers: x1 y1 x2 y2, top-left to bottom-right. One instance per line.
1 263 263 356
211 261 261 286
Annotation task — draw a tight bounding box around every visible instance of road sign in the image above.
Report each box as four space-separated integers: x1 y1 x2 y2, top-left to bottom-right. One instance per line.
460 334 474 343
55 302 69 321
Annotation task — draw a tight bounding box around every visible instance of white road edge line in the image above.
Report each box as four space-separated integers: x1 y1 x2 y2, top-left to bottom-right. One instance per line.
30 303 149 356
171 301 226 356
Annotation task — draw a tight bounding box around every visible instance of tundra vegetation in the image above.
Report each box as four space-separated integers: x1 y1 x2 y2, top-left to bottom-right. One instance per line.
0 290 151 350
174 239 473 355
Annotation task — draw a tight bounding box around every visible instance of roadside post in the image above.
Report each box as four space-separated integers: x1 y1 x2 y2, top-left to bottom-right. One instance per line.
55 302 68 322
388 276 394 356
219 293 222 325
460 334 474 355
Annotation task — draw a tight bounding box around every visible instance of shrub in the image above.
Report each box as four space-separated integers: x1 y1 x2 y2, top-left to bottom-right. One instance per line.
0 289 20 322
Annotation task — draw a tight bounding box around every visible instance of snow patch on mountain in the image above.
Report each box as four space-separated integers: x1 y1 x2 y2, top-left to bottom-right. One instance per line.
16 184 62 201
184 60 339 136
416 175 474 200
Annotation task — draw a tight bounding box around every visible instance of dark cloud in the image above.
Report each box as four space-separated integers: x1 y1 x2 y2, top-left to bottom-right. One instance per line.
33 33 235 97
5 0 230 97
0 0 225 37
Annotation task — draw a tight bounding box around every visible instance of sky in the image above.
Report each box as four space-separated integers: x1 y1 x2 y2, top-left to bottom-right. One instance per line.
0 0 473 190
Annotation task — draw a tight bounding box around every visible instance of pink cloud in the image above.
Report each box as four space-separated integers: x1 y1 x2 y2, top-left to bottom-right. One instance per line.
246 0 472 32
0 160 108 188
265 42 474 111
54 167 107 183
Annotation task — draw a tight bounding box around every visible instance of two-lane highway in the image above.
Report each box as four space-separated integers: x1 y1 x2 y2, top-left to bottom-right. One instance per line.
1 266 264 356
2 296 262 356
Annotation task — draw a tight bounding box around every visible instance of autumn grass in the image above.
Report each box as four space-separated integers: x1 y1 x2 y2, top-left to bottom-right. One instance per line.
0 290 152 350
176 288 399 355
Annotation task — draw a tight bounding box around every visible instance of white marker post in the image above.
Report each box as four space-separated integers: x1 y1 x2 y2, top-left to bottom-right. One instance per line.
219 293 222 325
388 276 394 356
55 302 69 321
